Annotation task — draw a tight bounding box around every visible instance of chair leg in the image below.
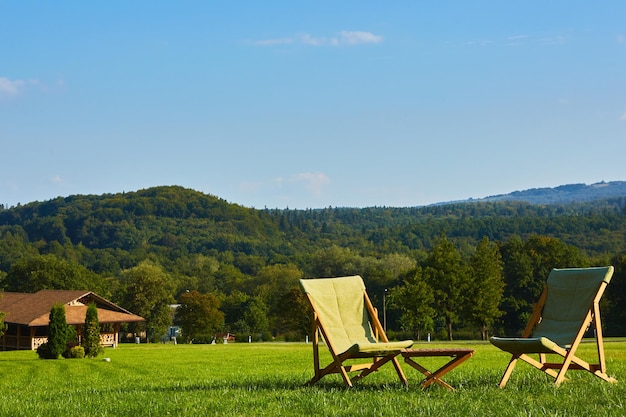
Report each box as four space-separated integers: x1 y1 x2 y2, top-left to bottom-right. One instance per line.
353 355 394 383
498 355 519 388
391 356 409 387
554 351 577 386
339 365 353 387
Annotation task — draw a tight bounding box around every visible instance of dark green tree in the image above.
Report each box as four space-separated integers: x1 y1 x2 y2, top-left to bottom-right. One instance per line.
604 254 626 336
272 287 310 338
176 290 224 342
2 254 105 293
117 261 175 342
468 237 504 340
221 292 270 340
499 235 535 335
48 303 68 358
251 263 303 333
0 288 6 338
39 303 68 359
500 235 585 335
390 266 435 340
221 290 251 330
242 297 270 339
422 236 469 341
0 307 5 338
83 303 103 357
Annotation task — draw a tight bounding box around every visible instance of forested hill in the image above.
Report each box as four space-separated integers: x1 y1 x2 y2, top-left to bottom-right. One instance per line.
1 185 626 272
462 181 626 205
2 185 626 340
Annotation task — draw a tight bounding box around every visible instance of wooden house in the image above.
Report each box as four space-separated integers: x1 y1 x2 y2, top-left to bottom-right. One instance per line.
0 290 144 351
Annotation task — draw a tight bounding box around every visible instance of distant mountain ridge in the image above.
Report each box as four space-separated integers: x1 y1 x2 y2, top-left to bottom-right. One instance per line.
455 181 626 205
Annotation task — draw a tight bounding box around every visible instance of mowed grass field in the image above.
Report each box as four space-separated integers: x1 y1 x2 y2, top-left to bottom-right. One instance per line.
1 340 625 416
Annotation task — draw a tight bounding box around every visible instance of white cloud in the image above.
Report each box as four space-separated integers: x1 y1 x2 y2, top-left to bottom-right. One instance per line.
0 77 26 96
539 35 565 45
339 31 383 45
620 113 626 121
0 77 46 97
618 34 625 44
254 31 383 47
275 172 330 195
50 175 65 185
299 33 326 46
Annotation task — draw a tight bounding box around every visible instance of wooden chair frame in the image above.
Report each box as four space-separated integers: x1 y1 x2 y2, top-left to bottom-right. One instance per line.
305 289 408 388
495 268 617 388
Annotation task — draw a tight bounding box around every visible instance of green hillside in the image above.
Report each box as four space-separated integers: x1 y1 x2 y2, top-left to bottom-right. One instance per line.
1 185 626 341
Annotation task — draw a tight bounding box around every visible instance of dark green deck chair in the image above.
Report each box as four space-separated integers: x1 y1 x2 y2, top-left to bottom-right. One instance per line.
300 276 413 387
490 266 617 387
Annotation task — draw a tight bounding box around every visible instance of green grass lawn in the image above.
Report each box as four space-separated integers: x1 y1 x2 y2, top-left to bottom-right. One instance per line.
1 340 625 416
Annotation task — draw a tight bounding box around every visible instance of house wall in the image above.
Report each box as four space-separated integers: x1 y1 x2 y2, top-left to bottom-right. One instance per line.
1 323 44 351
1 323 120 351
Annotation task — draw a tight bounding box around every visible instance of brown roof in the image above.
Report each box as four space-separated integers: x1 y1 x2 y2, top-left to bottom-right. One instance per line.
0 290 144 327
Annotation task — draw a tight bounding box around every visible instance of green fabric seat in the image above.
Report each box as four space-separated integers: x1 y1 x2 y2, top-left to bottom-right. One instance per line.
344 341 414 355
300 275 412 387
490 336 561 354
490 267 613 354
489 266 616 387
300 276 413 356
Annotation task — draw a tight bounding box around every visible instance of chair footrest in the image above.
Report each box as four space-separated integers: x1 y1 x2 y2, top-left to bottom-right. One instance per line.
543 362 601 372
401 348 474 358
400 348 474 390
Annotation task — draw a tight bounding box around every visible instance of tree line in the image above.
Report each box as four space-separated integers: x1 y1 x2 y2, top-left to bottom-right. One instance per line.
1 186 625 341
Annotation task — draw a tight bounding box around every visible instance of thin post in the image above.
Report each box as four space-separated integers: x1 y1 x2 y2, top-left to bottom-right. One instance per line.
383 288 388 332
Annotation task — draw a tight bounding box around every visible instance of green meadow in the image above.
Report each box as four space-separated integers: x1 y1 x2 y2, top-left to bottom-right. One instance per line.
1 341 625 416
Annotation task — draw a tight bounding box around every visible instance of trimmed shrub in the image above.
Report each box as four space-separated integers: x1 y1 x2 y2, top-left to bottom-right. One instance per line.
37 343 57 359
64 345 85 359
83 303 103 358
46 304 68 359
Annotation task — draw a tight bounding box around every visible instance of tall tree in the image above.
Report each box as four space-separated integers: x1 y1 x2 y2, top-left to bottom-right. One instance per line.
251 263 303 333
117 261 175 342
468 237 504 340
604 254 626 336
499 235 535 335
83 303 103 357
176 290 224 342
47 304 68 359
0 304 6 339
422 236 469 341
2 254 105 293
242 297 270 338
500 235 585 335
390 267 435 340
272 287 310 338
221 292 270 339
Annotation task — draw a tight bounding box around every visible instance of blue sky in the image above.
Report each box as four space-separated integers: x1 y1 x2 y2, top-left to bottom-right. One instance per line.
2 1 625 209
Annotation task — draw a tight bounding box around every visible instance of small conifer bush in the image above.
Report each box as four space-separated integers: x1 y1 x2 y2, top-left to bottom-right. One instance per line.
38 304 68 359
63 345 85 359
83 303 103 357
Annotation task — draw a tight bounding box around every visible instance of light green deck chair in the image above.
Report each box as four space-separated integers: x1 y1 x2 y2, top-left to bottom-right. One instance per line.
490 266 617 387
300 276 413 387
